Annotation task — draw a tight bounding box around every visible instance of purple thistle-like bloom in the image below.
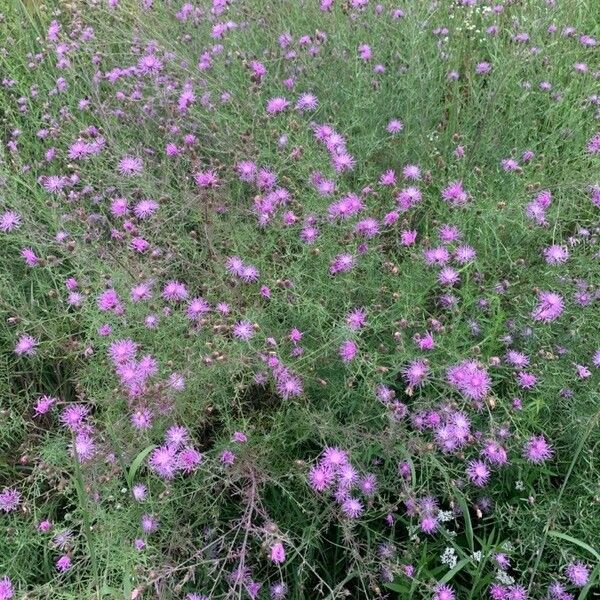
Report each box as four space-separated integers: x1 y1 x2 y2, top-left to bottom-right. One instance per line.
141 513 159 534
270 582 287 599
118 155 143 175
386 119 404 133
346 308 367 330
404 359 429 388
442 180 468 206
56 555 71 572
162 280 188 301
420 515 438 534
276 374 303 399
270 541 286 563
543 245 569 264
34 395 56 416
0 577 13 600
466 459 491 487
132 484 147 502
133 198 159 219
177 447 203 473
296 93 318 111
0 488 21 513
72 433 95 462
359 473 377 496
532 291 564 322
506 585 527 600
60 404 89 431
565 562 589 587
523 435 553 464
330 253 355 275
339 339 358 363
433 584 455 600
108 339 138 365
194 169 220 188
266 97 289 114
447 360 491 400
341 497 364 518
322 447 349 469
308 465 334 492
15 334 38 356
0 211 22 232
165 425 189 448
148 445 178 479
233 320 254 341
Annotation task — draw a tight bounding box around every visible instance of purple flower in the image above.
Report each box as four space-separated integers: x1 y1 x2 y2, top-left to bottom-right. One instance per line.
308 465 334 492
15 334 38 356
532 291 564 322
270 541 286 563
523 435 553 464
565 561 589 587
339 339 358 363
56 555 71 572
433 584 455 600
148 445 178 479
0 488 21 513
341 497 364 518
466 459 491 487
0 577 13 600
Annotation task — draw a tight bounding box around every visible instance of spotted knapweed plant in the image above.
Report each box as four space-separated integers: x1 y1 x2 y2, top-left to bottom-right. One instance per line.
0 0 599 598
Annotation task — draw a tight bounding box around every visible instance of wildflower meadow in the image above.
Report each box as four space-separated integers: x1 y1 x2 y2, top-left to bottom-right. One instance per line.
1 0 599 598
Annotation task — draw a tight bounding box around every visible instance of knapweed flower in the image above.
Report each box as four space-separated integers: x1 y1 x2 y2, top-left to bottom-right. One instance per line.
56 555 72 572
233 320 255 341
466 460 491 487
531 291 564 322
308 465 334 492
523 435 553 464
270 582 287 600
0 577 13 600
0 211 21 232
14 334 38 356
141 513 159 534
0 488 21 512
132 484 147 502
447 361 491 400
433 584 455 600
148 445 178 479
543 245 569 264
270 542 286 563
341 497 364 518
339 339 358 363
118 155 143 175
34 395 56 415
442 180 468 206
330 253 355 275
266 97 289 115
162 280 188 301
386 119 403 133
565 562 589 587
194 169 219 188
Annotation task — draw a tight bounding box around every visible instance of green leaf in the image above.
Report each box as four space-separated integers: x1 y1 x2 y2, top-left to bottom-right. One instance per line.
384 582 411 593
454 491 474 553
126 445 155 488
439 558 470 585
548 531 600 562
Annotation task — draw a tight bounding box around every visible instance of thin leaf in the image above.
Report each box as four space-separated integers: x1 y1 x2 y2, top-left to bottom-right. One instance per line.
126 445 156 488
439 558 470 585
548 531 600 562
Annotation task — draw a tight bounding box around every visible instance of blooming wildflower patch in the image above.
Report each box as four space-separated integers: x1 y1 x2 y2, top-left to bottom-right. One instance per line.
0 0 598 598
